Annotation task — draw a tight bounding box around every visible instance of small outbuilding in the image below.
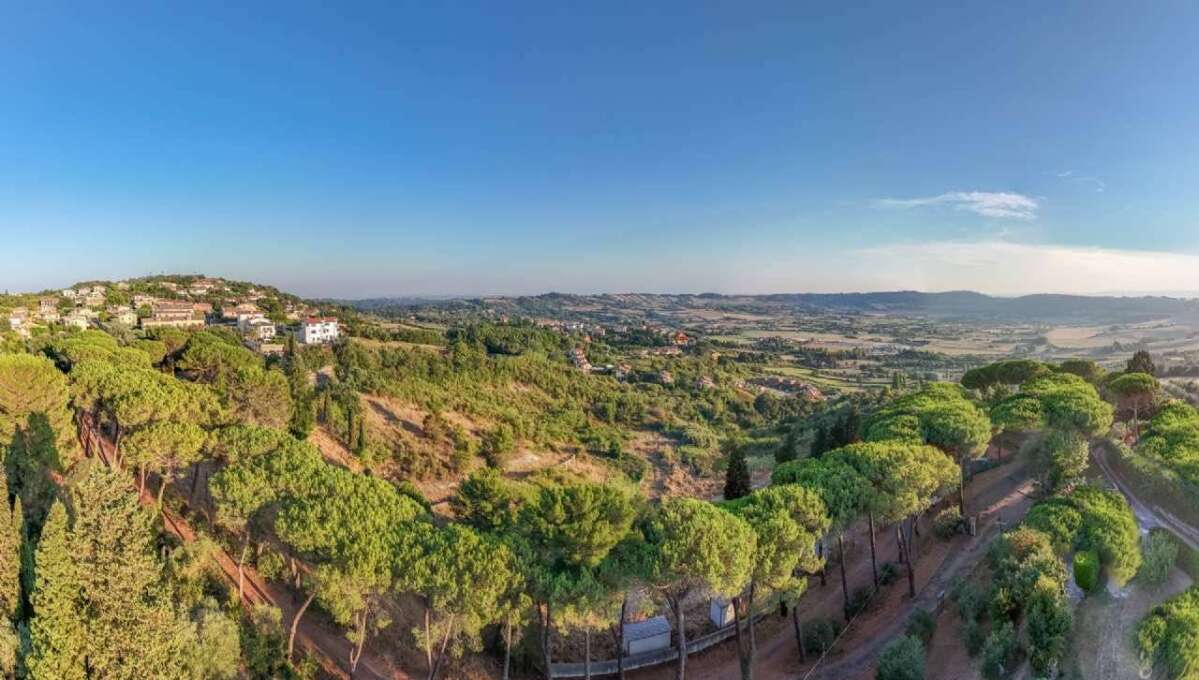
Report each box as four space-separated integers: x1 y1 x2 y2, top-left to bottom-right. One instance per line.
709 598 735 627
622 616 671 656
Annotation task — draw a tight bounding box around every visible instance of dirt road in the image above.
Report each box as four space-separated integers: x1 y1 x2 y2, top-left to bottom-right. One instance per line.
80 419 406 680
632 461 1034 680
1092 443 1199 551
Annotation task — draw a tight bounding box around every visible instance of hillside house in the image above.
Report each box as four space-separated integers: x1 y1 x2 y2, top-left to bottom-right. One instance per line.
132 294 157 308
223 302 260 320
61 289 77 299
622 617 671 656
38 298 58 315
239 314 276 342
83 292 106 308
106 305 137 326
140 301 204 329
299 317 339 344
7 309 29 336
63 309 92 330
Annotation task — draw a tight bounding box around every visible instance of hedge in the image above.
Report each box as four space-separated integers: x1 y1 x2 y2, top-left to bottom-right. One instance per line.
1073 549 1100 592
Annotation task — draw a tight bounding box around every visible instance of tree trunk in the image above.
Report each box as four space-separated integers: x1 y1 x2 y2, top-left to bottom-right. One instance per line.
733 595 747 679
747 583 757 680
838 533 850 620
502 617 513 680
190 463 202 503
899 522 915 597
616 596 627 680
350 608 368 676
958 455 968 517
288 589 317 659
237 542 249 603
818 539 827 587
541 601 553 680
672 596 687 680
867 512 879 588
584 627 591 680
792 605 806 663
138 466 146 496
424 604 433 672
157 473 168 514
428 614 454 680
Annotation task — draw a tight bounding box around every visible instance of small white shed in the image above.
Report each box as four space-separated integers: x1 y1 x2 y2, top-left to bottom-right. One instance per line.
622 616 672 656
709 598 735 627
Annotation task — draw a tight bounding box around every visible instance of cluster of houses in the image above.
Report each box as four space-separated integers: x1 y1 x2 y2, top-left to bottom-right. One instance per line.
4 278 341 353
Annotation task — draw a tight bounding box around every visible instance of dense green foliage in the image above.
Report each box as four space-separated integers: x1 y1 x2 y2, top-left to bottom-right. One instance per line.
876 634 925 680
1137 586 1199 680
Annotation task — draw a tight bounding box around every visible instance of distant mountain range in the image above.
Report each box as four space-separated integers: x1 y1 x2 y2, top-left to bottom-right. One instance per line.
347 290 1199 324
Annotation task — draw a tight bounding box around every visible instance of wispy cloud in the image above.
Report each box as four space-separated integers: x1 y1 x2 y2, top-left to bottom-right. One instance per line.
1057 170 1106 193
876 191 1040 220
847 240 1199 295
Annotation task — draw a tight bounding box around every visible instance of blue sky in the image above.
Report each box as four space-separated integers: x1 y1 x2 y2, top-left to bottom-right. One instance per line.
3 1 1199 297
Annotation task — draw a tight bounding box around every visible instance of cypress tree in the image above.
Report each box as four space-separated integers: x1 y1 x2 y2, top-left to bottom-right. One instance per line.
26 501 85 680
70 464 183 678
723 447 752 501
0 470 20 622
775 427 800 464
810 425 829 458
842 405 862 445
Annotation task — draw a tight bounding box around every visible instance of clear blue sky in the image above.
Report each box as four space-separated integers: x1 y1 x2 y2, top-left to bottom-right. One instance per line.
4 1 1199 297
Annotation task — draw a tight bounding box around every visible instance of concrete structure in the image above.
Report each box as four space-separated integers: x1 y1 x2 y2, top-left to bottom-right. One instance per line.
622 617 671 656
709 599 735 627
299 317 339 344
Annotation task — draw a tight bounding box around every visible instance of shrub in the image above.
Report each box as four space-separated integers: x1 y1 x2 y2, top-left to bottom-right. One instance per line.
981 622 1019 680
801 618 838 654
952 580 985 623
876 634 925 680
481 424 516 468
847 585 873 617
905 609 936 645
1073 549 1100 593
932 507 964 539
255 549 287 582
961 619 985 656
880 561 899 586
1139 529 1179 587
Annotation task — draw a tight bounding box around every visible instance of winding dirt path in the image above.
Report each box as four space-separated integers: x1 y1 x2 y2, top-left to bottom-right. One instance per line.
80 419 407 680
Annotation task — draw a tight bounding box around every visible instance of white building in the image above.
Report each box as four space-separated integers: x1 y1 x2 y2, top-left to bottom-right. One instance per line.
299 317 339 345
239 314 276 342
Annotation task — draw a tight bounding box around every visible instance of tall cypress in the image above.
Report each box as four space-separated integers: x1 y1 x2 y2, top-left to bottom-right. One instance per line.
723 448 752 501
26 501 85 680
0 470 21 621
